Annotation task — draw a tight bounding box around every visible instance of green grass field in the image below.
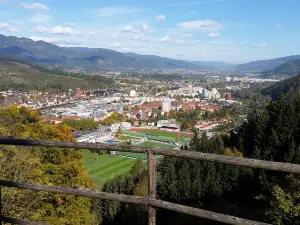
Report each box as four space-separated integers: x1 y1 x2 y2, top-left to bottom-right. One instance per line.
117 135 141 140
81 136 185 189
123 129 190 143
116 141 175 160
82 150 138 188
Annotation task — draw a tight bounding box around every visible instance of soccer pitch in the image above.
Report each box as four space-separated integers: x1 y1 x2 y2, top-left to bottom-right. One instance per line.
82 140 176 188
82 150 138 188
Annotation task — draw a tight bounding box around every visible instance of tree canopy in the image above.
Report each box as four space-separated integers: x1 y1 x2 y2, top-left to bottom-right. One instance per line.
0 106 98 224
63 118 99 131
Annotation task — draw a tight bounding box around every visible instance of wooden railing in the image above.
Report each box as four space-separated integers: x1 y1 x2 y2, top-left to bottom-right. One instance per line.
1 139 300 225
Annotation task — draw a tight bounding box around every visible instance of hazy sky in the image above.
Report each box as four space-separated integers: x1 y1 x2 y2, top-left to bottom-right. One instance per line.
0 0 299 63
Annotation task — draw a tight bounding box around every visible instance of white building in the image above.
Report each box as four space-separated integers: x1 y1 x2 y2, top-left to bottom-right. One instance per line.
162 98 171 113
130 90 137 97
77 128 112 143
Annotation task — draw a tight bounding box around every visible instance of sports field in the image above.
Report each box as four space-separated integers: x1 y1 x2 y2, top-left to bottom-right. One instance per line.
116 141 175 160
82 150 139 188
81 130 191 188
123 129 191 143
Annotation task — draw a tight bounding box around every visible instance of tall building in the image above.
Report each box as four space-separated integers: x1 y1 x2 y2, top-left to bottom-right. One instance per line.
202 88 208 98
162 98 171 112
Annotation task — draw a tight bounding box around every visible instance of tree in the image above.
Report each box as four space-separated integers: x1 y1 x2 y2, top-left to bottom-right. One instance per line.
0 106 97 224
115 126 123 138
123 105 129 111
63 119 99 131
0 95 5 105
102 112 125 126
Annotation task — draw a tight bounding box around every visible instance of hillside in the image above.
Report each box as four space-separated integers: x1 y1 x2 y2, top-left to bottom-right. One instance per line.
261 74 300 99
0 34 219 70
0 54 114 91
272 59 300 75
233 55 300 72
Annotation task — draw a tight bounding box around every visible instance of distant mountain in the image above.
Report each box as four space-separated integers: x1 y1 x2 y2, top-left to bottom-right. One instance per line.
0 53 114 91
0 34 226 70
262 74 300 100
272 59 300 75
233 55 300 72
190 61 233 70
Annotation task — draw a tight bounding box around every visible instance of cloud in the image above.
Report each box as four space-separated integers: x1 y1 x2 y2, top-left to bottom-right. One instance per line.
245 52 255 56
121 25 134 33
276 23 281 28
169 0 224 6
185 34 193 37
176 54 185 57
159 35 171 42
240 41 245 45
133 35 150 42
189 40 200 44
157 35 186 44
97 6 139 17
0 22 20 32
110 42 123 48
35 25 82 36
142 24 149 31
177 20 221 30
20 2 49 10
28 14 51 24
156 15 166 22
208 32 220 37
253 42 267 47
30 35 55 42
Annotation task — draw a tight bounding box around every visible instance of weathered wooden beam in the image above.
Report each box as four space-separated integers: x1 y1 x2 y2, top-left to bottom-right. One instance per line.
147 151 156 225
0 216 46 225
1 139 300 174
0 180 270 225
0 187 2 225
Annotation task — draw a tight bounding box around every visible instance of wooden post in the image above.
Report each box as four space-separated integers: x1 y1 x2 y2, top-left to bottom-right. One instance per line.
147 151 156 225
0 187 2 225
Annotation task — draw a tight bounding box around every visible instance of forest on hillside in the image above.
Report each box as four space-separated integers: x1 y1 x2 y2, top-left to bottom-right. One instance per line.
262 74 300 100
0 62 115 91
98 94 300 225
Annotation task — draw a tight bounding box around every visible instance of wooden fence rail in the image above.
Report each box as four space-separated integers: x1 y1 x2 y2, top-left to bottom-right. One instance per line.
0 138 299 225
0 180 269 225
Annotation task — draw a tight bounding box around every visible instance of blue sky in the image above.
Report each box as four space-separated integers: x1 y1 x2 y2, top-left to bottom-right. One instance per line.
0 0 299 63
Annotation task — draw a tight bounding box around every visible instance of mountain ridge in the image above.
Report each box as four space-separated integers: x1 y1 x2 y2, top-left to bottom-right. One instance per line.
0 34 222 70
233 55 300 72
1 33 300 72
